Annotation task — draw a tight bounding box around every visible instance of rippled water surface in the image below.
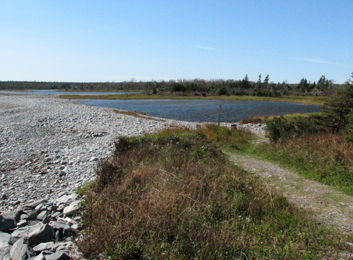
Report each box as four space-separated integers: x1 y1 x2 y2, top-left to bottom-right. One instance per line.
81 99 321 122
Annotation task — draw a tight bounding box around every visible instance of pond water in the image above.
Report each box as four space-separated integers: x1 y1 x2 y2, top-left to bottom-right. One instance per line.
0 89 141 95
80 99 321 123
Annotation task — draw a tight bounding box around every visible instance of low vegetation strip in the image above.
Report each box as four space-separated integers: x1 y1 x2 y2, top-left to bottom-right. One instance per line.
78 127 350 259
60 94 325 106
113 109 165 121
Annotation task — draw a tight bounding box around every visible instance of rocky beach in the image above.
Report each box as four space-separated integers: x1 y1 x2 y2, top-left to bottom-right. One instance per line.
0 94 267 259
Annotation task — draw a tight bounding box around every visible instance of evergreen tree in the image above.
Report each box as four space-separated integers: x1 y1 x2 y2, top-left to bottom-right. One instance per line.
255 74 262 90
323 73 353 133
297 78 309 93
241 74 251 89
264 75 270 89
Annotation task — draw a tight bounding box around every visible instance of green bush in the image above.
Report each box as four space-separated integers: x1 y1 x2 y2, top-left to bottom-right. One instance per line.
265 115 327 142
322 74 353 133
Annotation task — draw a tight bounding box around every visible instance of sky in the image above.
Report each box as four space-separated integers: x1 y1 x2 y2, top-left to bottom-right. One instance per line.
1 0 352 84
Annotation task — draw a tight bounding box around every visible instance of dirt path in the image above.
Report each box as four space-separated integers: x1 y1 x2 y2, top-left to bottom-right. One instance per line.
226 151 353 236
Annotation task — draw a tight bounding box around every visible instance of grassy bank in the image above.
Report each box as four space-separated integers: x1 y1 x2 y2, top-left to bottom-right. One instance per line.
60 93 325 106
244 133 353 196
240 112 323 124
78 126 350 259
237 105 353 196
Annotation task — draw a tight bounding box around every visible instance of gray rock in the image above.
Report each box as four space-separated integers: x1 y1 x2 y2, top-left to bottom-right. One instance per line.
63 201 82 216
89 156 98 162
25 210 38 220
20 214 29 221
24 200 47 210
0 247 10 260
0 212 16 232
28 224 53 246
36 211 48 221
44 251 71 260
9 239 29 260
34 204 44 212
33 241 57 253
51 212 62 219
16 220 29 228
29 253 45 260
0 232 10 248
49 221 75 237
55 196 69 205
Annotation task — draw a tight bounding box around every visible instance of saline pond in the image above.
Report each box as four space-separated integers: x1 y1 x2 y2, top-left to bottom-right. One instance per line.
80 99 321 123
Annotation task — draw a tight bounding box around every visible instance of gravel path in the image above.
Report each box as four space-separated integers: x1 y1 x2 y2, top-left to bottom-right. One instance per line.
0 94 200 212
226 152 353 236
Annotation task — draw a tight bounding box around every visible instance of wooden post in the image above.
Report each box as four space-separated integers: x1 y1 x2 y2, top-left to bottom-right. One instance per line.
218 104 221 126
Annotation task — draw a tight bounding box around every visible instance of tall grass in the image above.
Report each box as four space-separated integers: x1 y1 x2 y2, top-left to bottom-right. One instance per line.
78 127 349 259
254 133 353 196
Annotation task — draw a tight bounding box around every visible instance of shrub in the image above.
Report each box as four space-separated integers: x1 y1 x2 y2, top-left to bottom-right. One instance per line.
265 115 327 142
322 74 353 133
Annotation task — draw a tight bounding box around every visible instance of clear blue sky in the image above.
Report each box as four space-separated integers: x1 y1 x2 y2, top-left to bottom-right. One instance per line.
1 0 352 83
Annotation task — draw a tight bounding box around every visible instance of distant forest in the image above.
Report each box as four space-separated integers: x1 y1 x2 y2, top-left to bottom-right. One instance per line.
0 75 341 97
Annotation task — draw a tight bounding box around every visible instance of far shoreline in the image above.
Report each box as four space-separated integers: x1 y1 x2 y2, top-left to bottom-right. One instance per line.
60 93 326 106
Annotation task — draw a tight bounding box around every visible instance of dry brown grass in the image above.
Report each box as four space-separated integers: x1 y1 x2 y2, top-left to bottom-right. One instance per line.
113 109 165 121
256 133 353 195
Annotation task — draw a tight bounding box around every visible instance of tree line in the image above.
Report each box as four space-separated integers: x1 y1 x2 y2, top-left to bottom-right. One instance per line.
0 74 340 97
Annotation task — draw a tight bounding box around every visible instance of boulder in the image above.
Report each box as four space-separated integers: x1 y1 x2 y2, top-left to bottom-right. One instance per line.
33 241 57 253
23 210 38 220
0 232 11 248
63 201 82 216
28 224 53 246
0 212 16 232
36 211 49 222
11 223 42 241
9 238 32 260
50 221 75 238
0 232 11 260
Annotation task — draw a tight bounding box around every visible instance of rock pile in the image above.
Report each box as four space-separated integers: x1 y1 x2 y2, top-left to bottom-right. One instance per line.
0 94 198 213
0 193 83 259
